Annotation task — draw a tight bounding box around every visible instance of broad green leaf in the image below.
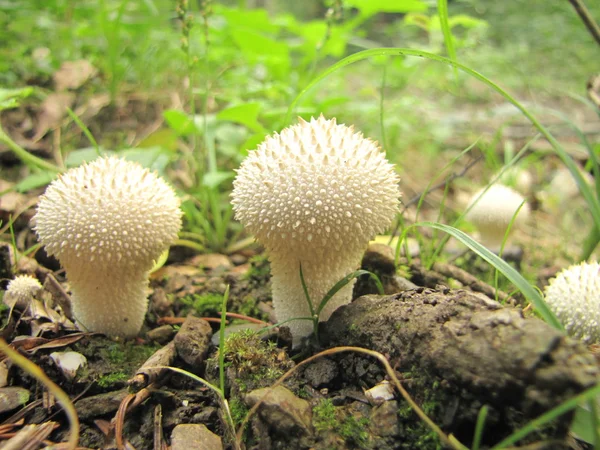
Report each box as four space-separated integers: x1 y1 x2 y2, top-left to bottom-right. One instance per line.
0 87 34 111
65 147 111 167
121 147 171 173
345 0 426 17
163 109 199 136
217 103 266 133
571 404 597 445
15 171 56 192
218 5 279 33
202 171 235 189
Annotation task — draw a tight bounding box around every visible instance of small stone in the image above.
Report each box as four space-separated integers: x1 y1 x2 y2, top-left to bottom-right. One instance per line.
189 254 232 271
75 389 129 420
174 316 212 367
0 387 29 414
365 380 395 405
230 254 247 265
370 400 399 437
302 358 338 389
170 424 222 450
245 385 312 436
146 324 176 344
50 351 87 381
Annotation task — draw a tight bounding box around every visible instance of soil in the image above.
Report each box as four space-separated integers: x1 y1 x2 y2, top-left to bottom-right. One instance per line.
0 239 598 450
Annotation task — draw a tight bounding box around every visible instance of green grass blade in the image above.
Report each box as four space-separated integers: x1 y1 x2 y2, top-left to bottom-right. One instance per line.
219 285 230 394
472 404 488 450
285 48 600 242
316 270 384 316
491 383 600 449
416 222 563 331
437 0 459 82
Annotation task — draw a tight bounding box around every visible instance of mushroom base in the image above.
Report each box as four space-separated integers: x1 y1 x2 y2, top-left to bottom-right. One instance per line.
67 267 149 338
270 255 357 344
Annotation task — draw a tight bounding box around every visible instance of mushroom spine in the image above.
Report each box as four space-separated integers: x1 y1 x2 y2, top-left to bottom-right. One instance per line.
33 157 182 337
231 115 401 341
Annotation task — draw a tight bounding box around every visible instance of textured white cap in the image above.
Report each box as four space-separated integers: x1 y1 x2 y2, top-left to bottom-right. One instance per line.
32 157 182 337
544 261 600 343
4 275 43 309
232 115 401 340
465 184 530 248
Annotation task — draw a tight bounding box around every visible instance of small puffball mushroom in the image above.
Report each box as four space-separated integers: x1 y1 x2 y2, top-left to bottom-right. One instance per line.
464 184 530 250
4 275 42 310
33 157 182 337
544 261 600 343
232 115 401 341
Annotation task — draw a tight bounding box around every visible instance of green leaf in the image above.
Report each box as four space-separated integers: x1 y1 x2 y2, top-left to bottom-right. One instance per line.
121 147 171 173
218 5 279 33
163 109 199 136
65 148 111 167
0 87 34 111
571 404 597 445
345 0 426 17
15 171 57 192
217 103 266 133
202 171 235 189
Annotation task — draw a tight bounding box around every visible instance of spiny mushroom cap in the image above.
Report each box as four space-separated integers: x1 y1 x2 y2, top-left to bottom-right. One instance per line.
465 184 530 231
33 157 182 271
5 275 42 303
544 261 600 343
231 115 401 258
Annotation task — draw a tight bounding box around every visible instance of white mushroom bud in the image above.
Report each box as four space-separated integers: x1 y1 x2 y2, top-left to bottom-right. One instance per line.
4 275 43 310
32 157 182 337
544 261 600 343
232 115 401 341
464 184 530 250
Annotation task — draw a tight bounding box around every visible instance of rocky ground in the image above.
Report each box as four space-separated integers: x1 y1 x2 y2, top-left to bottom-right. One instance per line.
0 237 598 450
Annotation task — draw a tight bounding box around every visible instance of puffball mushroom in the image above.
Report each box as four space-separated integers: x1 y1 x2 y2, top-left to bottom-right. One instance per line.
464 184 530 250
32 157 182 337
4 275 42 309
544 261 600 343
232 115 401 341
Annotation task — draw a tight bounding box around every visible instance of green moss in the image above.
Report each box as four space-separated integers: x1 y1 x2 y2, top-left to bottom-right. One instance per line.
100 341 160 366
211 329 290 394
313 399 371 449
97 371 129 388
229 396 249 426
242 254 271 285
180 292 224 316
339 414 370 448
313 399 338 432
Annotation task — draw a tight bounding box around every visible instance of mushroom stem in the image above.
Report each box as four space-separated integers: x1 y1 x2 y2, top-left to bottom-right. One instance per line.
67 265 149 337
270 253 359 339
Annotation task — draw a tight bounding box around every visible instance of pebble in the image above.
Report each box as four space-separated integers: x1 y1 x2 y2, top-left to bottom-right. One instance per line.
245 385 312 436
170 424 222 450
173 316 213 367
0 387 29 414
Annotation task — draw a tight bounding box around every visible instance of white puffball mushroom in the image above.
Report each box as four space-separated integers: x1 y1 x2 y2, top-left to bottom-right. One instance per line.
232 115 401 341
4 275 43 310
464 184 530 250
33 157 182 338
544 261 600 343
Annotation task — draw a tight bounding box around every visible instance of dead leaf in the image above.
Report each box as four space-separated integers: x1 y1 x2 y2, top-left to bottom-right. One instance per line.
53 60 97 91
31 92 75 142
